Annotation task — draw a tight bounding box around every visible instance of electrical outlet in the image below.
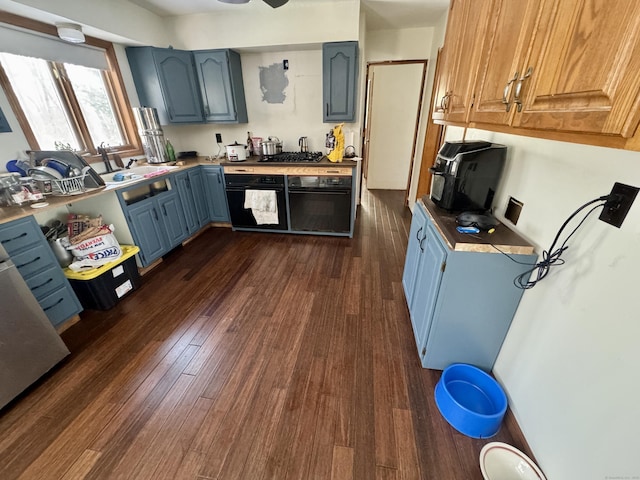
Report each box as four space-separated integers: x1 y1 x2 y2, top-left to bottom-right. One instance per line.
598 182 639 228
216 133 222 143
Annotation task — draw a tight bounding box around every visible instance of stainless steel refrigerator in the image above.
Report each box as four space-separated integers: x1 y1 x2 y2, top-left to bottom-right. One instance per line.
0 243 69 410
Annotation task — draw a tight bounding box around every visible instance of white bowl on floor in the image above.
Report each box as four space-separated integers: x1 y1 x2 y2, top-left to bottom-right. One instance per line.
480 442 546 480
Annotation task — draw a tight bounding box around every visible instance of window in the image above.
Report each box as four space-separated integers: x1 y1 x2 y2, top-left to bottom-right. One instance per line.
0 13 141 160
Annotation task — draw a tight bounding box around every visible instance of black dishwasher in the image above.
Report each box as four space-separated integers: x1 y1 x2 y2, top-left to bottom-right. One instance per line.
288 176 352 233
225 174 288 230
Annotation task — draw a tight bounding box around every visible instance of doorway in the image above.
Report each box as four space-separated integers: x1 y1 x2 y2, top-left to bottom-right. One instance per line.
362 61 427 203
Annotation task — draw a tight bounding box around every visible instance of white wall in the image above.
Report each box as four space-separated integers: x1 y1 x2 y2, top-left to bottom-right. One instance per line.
0 0 171 45
406 10 447 208
363 26 434 195
0 89 29 164
444 126 640 480
161 49 354 157
365 26 433 62
166 0 360 51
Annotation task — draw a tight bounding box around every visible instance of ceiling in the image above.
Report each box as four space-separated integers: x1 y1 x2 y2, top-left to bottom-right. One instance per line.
128 0 450 30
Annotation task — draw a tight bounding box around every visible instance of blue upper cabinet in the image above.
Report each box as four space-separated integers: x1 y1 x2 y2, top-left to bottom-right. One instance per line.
153 49 204 124
127 47 203 125
193 49 248 124
323 41 359 123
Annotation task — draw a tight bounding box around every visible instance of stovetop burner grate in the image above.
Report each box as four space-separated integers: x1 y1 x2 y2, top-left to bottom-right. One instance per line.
259 151 324 163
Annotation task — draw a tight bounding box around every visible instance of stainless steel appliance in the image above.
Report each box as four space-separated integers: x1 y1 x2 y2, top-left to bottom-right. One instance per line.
429 141 506 212
132 107 170 164
288 176 352 233
0 243 69 410
225 174 288 230
298 136 308 152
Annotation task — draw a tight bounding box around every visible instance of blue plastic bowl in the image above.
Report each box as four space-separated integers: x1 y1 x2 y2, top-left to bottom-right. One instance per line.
434 364 508 438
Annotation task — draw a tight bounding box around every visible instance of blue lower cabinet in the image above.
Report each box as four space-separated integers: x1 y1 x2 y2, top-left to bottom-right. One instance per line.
175 169 210 235
0 216 82 328
202 166 230 222
119 177 190 267
189 169 211 226
175 171 199 235
158 190 188 247
126 199 168 266
410 224 447 359
402 201 537 371
402 202 428 310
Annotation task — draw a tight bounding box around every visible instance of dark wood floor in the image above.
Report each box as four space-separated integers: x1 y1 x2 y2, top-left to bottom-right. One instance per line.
0 189 526 479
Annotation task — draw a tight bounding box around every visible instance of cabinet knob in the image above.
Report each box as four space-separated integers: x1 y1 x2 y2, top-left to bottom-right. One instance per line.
502 71 519 112
514 67 533 113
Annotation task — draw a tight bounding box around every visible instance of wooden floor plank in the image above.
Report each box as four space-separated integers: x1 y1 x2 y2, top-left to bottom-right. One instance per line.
0 188 527 480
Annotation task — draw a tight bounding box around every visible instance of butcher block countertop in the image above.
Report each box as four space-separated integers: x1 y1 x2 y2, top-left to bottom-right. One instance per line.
222 156 357 175
0 156 218 225
419 196 536 256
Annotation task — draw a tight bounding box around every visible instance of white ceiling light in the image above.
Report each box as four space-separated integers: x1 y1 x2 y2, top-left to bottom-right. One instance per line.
56 23 85 44
217 0 250 4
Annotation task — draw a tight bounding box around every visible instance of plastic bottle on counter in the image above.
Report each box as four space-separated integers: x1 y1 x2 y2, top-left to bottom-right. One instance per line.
166 139 176 162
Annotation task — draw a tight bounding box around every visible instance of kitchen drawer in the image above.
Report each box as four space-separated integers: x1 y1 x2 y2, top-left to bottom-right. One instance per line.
0 217 42 255
12 242 55 279
25 265 67 301
39 286 81 328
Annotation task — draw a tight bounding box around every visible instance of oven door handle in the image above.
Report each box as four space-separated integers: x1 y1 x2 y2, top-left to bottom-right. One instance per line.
288 188 351 194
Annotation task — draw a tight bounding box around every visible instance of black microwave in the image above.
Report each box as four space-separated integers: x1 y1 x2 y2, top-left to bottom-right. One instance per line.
429 141 506 212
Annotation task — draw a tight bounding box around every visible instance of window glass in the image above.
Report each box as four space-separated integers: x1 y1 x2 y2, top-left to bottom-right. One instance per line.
65 63 124 148
0 52 80 150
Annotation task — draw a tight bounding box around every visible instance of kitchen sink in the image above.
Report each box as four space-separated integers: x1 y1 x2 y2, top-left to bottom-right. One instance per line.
101 165 179 187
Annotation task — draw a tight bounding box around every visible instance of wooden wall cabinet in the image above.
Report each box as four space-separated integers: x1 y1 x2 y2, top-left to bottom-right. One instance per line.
432 0 491 123
436 0 640 148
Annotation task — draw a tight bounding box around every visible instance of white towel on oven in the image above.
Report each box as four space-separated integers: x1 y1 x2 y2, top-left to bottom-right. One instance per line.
244 189 279 225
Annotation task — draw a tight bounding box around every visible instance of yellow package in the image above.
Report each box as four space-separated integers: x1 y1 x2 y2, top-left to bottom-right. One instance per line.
327 123 345 163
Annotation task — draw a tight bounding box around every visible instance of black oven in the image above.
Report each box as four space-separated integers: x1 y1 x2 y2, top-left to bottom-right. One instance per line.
287 176 352 233
225 174 288 230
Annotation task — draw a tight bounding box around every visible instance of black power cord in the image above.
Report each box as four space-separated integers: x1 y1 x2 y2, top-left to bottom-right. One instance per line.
491 194 618 289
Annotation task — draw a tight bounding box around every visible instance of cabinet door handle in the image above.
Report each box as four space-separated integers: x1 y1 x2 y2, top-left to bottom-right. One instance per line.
186 178 191 190
32 277 54 291
43 297 64 311
1 231 28 244
204 105 210 116
514 67 533 112
167 106 173 119
326 103 329 117
17 256 41 269
416 226 423 241
162 205 167 216
153 208 158 221
419 235 426 252
502 71 519 112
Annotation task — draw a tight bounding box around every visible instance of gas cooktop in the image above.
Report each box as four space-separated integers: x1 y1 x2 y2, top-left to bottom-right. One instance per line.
258 151 323 163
